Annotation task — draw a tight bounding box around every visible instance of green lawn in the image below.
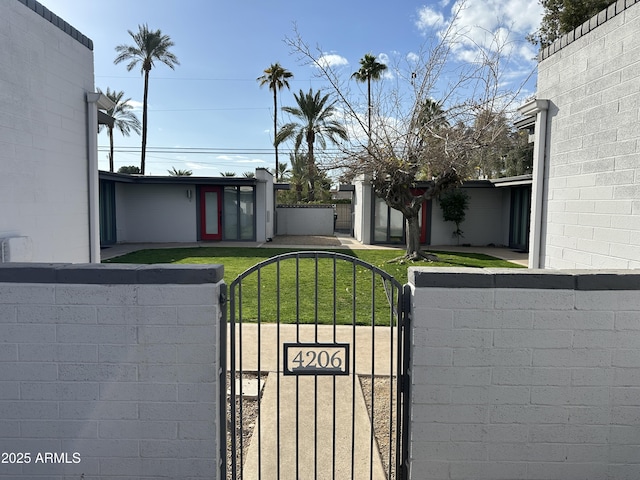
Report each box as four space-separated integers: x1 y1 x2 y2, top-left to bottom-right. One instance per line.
105 246 522 280
106 247 522 326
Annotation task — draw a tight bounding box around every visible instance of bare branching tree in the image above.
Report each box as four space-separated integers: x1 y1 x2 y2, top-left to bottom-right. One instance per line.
285 3 528 260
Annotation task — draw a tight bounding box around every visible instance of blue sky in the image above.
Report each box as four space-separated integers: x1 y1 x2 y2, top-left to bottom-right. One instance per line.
40 0 543 176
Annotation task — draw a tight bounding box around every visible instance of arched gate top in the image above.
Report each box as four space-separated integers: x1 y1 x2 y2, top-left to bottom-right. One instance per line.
230 250 402 289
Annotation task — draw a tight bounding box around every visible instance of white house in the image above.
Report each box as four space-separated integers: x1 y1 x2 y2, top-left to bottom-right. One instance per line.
352 175 532 251
99 168 275 244
0 0 112 263
520 0 640 269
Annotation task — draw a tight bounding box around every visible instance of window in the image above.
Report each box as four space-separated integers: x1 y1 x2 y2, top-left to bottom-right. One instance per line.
99 180 116 245
373 196 404 244
224 186 255 240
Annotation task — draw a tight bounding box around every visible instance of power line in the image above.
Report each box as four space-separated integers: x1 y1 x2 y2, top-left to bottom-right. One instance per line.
97 146 345 155
96 75 323 83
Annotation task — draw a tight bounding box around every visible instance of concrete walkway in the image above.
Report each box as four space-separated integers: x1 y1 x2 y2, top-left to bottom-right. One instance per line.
229 324 394 480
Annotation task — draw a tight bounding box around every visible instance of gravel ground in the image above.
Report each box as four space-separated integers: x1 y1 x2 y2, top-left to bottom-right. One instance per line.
360 375 397 480
226 373 261 480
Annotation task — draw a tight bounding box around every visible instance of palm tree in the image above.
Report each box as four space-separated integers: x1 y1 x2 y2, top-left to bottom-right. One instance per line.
352 54 387 143
221 172 237 177
275 160 291 181
257 63 293 181
114 24 179 175
168 166 192 176
276 89 347 202
289 152 308 203
97 87 141 172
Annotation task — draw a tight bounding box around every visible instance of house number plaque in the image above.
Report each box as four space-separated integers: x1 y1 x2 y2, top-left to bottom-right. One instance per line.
283 343 350 376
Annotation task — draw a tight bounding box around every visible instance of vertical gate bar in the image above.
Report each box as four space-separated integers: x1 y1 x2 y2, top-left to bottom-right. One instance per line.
314 254 319 480
276 259 281 480
315 253 319 342
397 284 412 480
369 270 376 480
219 284 227 480
229 283 238 479
332 256 337 479
295 254 300 480
388 284 396 480
238 280 244 477
257 268 262 480
395 284 404 480
350 261 357 480
403 284 412 480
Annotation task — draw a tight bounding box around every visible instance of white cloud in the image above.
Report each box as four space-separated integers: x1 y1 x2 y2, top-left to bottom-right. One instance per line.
415 6 445 30
415 0 543 62
126 99 144 111
375 53 395 80
216 155 236 162
412 0 544 93
186 161 218 172
237 158 266 164
406 52 420 64
317 53 349 69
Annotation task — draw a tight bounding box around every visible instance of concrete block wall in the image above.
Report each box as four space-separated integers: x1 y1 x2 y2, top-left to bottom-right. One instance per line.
0 263 225 480
408 268 640 480
276 205 335 235
0 1 96 263
536 0 640 269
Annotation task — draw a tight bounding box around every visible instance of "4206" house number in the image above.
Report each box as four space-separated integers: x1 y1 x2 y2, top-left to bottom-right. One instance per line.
283 343 350 376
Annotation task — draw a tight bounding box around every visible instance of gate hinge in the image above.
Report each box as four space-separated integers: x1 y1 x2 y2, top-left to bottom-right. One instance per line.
219 291 227 306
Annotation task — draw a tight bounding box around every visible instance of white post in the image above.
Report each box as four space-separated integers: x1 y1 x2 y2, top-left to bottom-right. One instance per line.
518 99 549 269
86 92 115 263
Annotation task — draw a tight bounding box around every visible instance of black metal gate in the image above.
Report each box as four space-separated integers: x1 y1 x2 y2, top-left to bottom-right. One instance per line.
222 251 410 480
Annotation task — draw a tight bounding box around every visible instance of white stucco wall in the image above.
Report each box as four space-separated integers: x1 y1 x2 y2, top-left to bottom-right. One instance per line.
115 184 198 243
256 168 274 242
535 2 640 268
430 188 508 246
0 1 95 263
276 206 335 235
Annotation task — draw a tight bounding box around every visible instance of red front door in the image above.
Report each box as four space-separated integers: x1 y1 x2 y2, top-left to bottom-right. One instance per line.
200 187 222 241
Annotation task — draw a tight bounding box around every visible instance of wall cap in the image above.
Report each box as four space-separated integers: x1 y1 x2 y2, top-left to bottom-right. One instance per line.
408 268 640 290
17 0 93 50
0 263 224 284
539 0 638 61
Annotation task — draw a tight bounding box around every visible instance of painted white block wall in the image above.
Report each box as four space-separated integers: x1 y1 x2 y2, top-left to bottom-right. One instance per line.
0 263 224 480
430 188 508 246
0 1 95 263
116 184 198 243
256 168 275 242
536 1 640 269
276 206 335 235
353 176 373 244
408 268 640 480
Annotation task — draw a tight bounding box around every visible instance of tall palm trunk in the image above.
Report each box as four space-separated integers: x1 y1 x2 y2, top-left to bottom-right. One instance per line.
367 76 372 143
273 89 279 181
307 132 315 202
109 127 115 172
141 68 150 175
